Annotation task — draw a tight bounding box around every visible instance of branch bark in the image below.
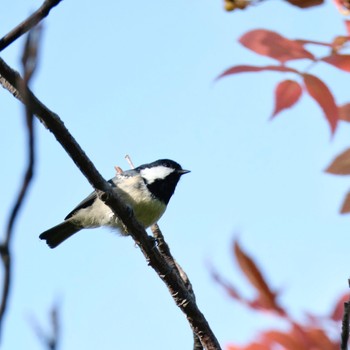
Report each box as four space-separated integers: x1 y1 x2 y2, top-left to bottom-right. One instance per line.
0 57 221 349
341 301 349 350
152 223 203 350
0 27 42 341
29 302 60 350
0 0 62 52
341 279 350 350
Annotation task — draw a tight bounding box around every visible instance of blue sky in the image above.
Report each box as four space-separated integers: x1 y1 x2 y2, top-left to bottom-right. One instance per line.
1 1 350 349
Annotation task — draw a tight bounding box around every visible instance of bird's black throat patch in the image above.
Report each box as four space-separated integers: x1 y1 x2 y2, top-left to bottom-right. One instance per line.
145 172 182 205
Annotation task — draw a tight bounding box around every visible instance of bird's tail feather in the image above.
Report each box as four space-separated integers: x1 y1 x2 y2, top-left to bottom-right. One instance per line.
39 221 81 249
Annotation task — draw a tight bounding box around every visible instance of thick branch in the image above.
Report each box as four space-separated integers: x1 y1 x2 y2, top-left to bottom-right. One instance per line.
0 0 62 52
0 58 221 350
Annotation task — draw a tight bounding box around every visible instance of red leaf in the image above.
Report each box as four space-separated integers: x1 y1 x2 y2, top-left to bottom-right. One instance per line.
322 54 350 72
302 327 339 350
325 148 350 175
333 0 350 14
217 64 299 80
330 292 349 321
341 191 350 214
303 74 338 135
233 240 285 315
295 39 332 47
346 20 350 36
262 330 306 349
210 266 243 301
272 79 303 118
239 30 315 63
234 241 271 295
331 36 350 52
286 0 323 7
227 344 270 350
339 103 350 122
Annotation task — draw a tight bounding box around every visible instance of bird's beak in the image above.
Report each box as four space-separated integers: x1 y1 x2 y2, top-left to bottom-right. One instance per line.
178 169 190 175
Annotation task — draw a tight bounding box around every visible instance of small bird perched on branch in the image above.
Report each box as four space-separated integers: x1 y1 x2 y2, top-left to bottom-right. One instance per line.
39 159 189 248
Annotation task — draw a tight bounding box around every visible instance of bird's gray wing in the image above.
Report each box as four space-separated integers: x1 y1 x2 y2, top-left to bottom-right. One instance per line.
64 191 98 220
64 178 120 220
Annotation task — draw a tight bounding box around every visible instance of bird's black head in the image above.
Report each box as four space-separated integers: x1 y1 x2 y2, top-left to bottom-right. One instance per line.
137 159 190 204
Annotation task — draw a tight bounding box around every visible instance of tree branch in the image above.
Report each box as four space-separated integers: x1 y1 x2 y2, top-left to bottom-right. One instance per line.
0 57 221 349
341 279 350 350
151 223 203 350
0 27 42 341
0 0 62 52
29 302 60 350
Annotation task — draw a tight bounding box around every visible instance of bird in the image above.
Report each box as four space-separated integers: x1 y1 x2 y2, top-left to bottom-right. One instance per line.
39 159 189 248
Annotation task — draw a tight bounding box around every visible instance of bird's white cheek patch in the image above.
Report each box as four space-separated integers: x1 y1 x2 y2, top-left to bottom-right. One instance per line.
140 166 174 184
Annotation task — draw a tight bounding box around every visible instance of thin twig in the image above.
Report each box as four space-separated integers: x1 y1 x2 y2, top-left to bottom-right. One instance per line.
0 0 62 52
125 154 135 169
0 27 41 341
29 302 60 350
0 58 221 350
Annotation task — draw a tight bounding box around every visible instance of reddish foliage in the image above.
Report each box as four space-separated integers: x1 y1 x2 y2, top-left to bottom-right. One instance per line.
212 241 345 350
286 0 323 7
325 148 350 175
292 325 339 350
322 54 350 72
333 0 350 13
210 241 286 315
233 241 286 316
217 64 299 80
303 74 338 135
330 292 350 321
261 327 310 350
295 38 332 47
272 80 303 118
227 344 271 350
339 103 350 122
224 303 342 350
239 30 315 63
341 191 350 213
218 22 350 211
331 36 350 52
216 21 350 137
346 20 350 35
210 266 243 301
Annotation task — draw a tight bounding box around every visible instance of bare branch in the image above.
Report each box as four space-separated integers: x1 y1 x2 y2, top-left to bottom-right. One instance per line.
29 302 60 350
0 58 221 349
0 27 41 341
0 0 62 52
341 280 350 350
151 224 193 293
125 154 135 169
193 332 204 350
0 246 10 344
341 301 349 350
151 224 202 350
127 157 202 349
